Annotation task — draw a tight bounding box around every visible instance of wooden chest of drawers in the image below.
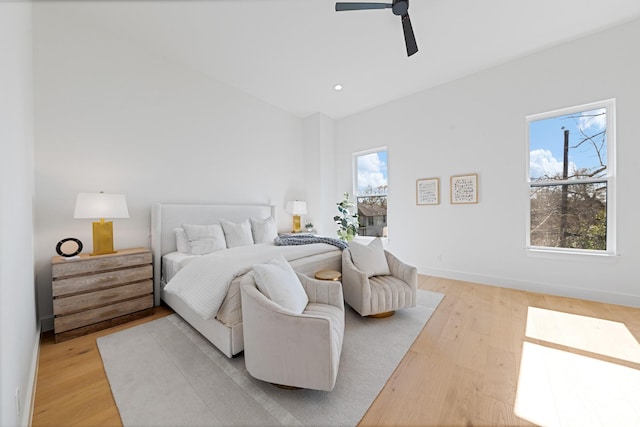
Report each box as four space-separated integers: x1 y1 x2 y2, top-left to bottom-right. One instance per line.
51 247 154 342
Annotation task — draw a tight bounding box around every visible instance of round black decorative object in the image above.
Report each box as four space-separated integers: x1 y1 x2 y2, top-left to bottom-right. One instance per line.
56 238 83 257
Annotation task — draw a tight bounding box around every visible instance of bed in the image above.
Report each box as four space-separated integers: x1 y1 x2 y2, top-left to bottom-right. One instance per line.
150 203 342 357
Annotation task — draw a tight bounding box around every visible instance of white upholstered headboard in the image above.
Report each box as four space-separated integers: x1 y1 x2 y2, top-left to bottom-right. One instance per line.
150 203 276 305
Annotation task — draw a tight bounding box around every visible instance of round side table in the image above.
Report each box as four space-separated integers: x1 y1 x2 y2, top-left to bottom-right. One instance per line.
314 270 342 281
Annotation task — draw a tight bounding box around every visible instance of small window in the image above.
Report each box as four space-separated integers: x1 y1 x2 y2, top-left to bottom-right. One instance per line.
353 148 388 237
527 99 615 254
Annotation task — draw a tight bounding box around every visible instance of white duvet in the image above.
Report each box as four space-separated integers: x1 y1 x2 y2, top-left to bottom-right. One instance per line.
163 243 338 320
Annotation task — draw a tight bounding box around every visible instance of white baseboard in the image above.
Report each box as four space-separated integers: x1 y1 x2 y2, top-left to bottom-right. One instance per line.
24 324 41 427
419 266 640 308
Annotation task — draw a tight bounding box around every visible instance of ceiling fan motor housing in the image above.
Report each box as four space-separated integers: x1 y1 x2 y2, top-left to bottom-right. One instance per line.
392 0 409 16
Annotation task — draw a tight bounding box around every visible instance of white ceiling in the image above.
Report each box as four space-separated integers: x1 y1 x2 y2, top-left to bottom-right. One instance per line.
61 0 640 119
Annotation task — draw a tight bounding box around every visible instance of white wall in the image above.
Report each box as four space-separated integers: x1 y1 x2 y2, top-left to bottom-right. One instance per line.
336 18 640 307
0 3 40 426
303 113 339 236
33 4 306 329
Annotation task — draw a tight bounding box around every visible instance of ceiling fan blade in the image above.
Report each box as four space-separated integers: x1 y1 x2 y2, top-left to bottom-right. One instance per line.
401 14 418 56
335 2 392 11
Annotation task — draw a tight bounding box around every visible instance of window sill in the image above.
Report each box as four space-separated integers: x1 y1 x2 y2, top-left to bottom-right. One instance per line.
526 247 619 263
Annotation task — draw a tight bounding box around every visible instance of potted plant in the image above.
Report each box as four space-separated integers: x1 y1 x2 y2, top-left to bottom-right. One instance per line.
333 193 359 241
305 222 314 232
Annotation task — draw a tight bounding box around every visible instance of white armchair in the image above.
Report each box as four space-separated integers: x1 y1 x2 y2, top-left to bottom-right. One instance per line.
342 247 417 317
240 271 345 391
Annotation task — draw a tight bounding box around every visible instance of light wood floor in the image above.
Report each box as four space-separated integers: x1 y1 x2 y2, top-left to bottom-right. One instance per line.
32 276 640 427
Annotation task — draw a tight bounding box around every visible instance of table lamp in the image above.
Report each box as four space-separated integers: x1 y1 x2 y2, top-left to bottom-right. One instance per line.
74 192 129 255
286 200 307 233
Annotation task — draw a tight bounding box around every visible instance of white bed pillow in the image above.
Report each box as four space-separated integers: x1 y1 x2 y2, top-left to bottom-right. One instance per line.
182 223 226 255
220 219 254 248
253 255 308 314
348 237 390 278
174 227 190 254
250 216 277 244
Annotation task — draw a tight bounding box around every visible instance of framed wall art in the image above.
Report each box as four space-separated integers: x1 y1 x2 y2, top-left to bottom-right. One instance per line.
416 178 440 205
450 173 478 204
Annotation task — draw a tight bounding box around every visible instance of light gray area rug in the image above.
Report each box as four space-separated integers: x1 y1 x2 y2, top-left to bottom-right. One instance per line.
97 290 444 427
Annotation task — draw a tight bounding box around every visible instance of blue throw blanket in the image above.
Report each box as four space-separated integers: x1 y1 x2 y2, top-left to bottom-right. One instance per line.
274 233 348 250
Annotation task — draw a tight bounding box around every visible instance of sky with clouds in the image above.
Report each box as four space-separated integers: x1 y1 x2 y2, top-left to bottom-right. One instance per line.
529 107 607 180
356 151 388 194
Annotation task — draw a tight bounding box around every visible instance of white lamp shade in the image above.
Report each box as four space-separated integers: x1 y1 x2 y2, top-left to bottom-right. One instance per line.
74 193 129 219
287 200 307 215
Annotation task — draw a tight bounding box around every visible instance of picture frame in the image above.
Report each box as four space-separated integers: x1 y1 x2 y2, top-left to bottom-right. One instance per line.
450 173 478 204
416 178 440 205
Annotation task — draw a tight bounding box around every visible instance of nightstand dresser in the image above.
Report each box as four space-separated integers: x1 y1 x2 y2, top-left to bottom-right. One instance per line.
51 247 154 342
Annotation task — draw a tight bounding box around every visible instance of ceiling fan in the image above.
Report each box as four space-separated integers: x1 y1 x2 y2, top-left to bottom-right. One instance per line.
335 0 418 57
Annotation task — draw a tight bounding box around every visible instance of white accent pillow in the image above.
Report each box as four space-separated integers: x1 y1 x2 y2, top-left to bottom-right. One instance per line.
348 237 390 278
174 227 190 254
250 216 277 244
181 224 226 255
253 255 308 314
220 219 254 248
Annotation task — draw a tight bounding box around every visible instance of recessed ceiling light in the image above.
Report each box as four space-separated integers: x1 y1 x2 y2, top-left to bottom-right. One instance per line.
334 84 343 91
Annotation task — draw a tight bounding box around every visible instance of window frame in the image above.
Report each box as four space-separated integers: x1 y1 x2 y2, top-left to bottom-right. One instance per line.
353 146 388 237
525 99 616 257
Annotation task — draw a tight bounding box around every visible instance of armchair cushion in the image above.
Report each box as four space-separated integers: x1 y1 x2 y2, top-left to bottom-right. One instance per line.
253 255 308 314
298 273 345 310
348 237 390 278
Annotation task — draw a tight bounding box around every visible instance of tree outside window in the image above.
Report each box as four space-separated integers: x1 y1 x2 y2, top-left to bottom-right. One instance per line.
527 100 615 253
354 148 388 237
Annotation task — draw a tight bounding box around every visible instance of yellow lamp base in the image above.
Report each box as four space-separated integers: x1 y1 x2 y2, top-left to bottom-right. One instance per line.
292 215 301 233
91 220 117 256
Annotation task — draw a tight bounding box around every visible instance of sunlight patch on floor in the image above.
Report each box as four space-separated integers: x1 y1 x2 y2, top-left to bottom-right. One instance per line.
515 307 640 426
525 306 640 363
515 342 640 426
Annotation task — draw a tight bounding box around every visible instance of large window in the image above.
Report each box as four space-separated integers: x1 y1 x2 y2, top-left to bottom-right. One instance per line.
353 148 388 237
527 99 615 254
